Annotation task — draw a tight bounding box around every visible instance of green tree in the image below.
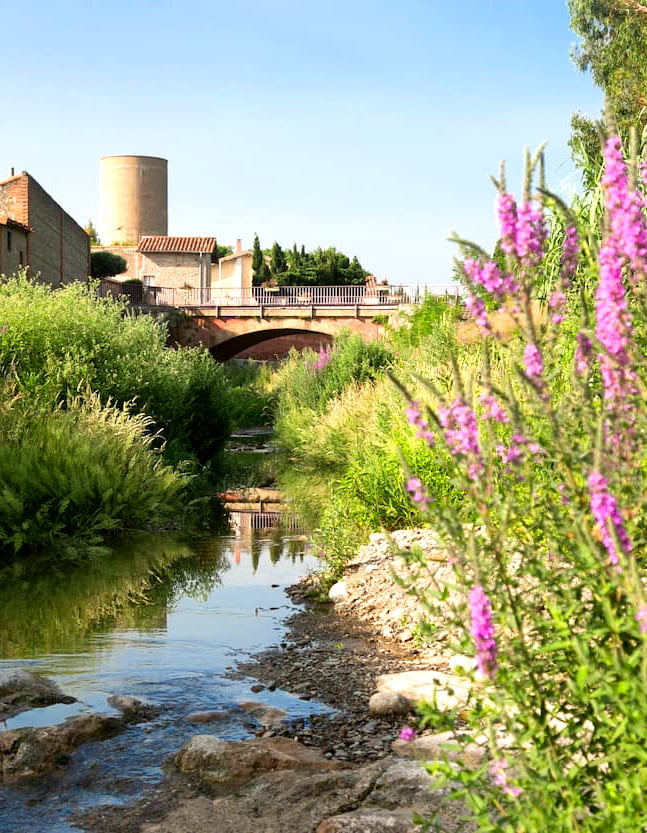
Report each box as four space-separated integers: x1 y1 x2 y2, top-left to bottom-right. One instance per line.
252 233 264 285
569 0 647 167
84 219 100 245
216 244 233 259
270 241 288 274
90 251 127 279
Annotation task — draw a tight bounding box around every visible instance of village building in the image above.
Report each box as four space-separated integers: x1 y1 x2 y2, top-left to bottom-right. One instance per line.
0 171 89 285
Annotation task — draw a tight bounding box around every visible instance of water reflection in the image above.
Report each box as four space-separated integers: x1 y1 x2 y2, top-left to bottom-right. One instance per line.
0 532 229 659
0 516 324 833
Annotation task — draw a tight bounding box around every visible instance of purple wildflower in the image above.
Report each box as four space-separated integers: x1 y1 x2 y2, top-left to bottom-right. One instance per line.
490 759 523 798
516 201 547 267
406 476 431 511
405 400 435 446
496 193 547 267
523 343 543 380
479 392 510 424
602 136 647 277
496 193 519 257
635 607 647 633
464 293 491 333
438 398 484 480
314 345 332 371
595 243 637 404
588 470 632 569
574 332 593 376
469 585 498 680
548 289 566 324
463 258 519 301
398 726 416 742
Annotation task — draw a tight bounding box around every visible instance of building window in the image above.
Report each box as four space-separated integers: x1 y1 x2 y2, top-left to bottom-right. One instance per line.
7 231 11 252
19 250 24 266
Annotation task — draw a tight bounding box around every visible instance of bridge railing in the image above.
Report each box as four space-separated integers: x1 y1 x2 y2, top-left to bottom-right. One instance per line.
96 281 460 309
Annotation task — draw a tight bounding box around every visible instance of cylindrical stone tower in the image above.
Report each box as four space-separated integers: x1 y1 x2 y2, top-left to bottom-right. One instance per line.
99 155 168 245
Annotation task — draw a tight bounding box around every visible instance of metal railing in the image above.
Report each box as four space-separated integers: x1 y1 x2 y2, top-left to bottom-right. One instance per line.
96 280 461 309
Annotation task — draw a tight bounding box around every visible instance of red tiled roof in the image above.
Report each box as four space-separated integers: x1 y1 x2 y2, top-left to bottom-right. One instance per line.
138 236 217 254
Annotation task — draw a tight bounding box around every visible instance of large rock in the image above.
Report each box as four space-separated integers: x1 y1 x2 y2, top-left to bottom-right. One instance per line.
368 692 412 716
174 735 348 788
0 669 75 720
1 713 124 781
376 669 473 711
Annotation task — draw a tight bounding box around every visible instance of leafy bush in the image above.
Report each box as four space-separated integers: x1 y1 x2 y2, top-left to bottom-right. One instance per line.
0 275 232 464
90 250 127 279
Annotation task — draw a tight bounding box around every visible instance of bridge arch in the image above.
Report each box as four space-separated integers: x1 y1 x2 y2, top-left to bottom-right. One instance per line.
209 327 334 361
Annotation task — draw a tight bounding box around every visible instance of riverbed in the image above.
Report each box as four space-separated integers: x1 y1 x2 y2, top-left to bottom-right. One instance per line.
0 519 328 833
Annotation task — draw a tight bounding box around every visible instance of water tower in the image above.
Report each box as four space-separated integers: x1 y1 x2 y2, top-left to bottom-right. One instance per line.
99 155 168 245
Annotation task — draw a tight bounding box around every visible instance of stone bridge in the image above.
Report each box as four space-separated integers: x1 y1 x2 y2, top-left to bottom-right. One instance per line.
171 304 401 360
100 282 459 360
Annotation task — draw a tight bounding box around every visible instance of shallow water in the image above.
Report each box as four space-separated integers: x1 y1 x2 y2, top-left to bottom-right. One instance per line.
0 520 326 833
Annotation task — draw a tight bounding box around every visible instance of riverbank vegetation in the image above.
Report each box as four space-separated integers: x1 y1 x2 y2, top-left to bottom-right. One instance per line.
0 275 234 563
269 128 647 830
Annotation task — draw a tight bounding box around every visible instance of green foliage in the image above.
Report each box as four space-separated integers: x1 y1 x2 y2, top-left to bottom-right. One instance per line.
252 233 264 286
0 386 183 562
0 273 232 465
568 0 647 172
390 294 461 354
250 234 370 287
84 219 100 246
216 244 233 258
270 241 288 274
90 250 128 279
274 331 393 416
221 359 277 429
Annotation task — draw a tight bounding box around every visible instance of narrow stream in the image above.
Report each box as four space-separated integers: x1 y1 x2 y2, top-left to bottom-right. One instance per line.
0 516 326 833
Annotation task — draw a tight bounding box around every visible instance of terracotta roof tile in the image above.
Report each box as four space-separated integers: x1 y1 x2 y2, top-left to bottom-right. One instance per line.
138 236 217 254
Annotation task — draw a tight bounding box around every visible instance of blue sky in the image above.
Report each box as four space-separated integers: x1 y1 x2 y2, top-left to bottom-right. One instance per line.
0 0 602 287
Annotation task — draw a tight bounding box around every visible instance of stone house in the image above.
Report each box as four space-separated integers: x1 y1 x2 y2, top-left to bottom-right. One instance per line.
0 171 89 285
213 239 253 300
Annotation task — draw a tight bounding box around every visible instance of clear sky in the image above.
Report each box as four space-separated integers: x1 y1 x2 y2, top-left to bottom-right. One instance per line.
0 0 602 288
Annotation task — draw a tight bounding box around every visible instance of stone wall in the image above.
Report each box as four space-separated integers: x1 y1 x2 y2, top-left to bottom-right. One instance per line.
0 173 89 286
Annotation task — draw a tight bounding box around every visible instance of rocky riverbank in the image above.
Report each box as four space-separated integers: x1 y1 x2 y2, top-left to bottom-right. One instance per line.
4 528 479 833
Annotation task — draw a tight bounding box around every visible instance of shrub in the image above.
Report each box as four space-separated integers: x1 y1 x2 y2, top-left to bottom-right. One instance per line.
90 251 128 279
0 275 232 464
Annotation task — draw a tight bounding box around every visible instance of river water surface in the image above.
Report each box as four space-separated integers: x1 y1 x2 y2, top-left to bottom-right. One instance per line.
0 517 325 833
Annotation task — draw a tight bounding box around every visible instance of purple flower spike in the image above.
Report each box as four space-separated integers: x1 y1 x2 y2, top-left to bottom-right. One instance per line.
588 470 632 569
635 607 647 633
405 400 434 447
468 585 498 680
438 398 484 480
561 225 579 284
406 476 432 511
523 343 543 380
490 759 523 798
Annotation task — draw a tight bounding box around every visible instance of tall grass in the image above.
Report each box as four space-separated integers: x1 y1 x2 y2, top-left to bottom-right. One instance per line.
0 385 183 562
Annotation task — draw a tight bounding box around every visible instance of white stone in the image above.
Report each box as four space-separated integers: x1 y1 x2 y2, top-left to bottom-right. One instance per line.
328 581 348 602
